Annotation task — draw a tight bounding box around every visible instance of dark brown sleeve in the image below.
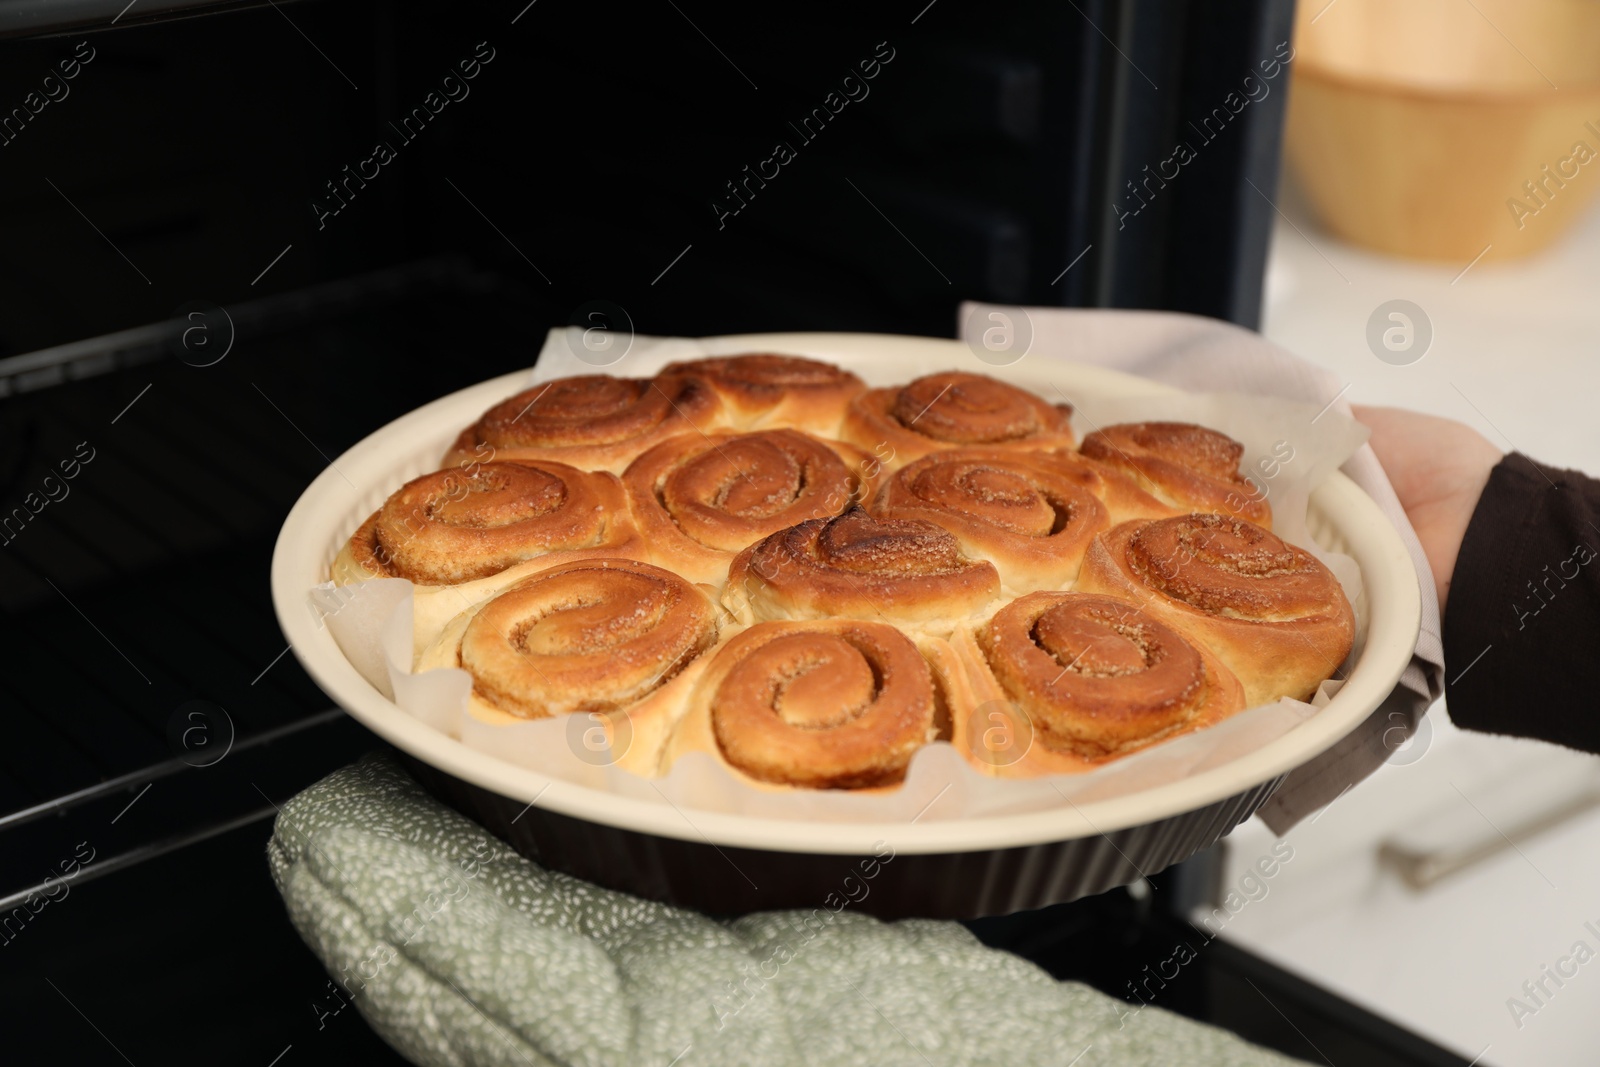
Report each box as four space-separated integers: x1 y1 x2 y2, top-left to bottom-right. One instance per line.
1443 453 1600 752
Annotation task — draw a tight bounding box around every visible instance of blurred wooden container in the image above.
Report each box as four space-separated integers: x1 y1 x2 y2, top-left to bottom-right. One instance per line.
1286 0 1600 262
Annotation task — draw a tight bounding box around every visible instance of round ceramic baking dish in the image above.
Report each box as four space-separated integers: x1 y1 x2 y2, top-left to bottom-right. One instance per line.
271 333 1422 919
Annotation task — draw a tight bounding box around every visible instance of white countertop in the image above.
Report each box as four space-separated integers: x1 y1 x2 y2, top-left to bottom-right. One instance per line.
1215 185 1600 1067
1261 182 1600 473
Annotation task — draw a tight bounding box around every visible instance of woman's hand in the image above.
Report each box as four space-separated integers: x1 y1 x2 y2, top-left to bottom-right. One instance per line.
1352 405 1502 613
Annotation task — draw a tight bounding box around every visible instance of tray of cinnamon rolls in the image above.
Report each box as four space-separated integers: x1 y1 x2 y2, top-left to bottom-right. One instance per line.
272 331 1421 918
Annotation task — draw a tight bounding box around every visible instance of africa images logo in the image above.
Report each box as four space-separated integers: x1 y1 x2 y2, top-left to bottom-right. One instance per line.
710 41 896 230
310 41 497 230
1112 41 1294 230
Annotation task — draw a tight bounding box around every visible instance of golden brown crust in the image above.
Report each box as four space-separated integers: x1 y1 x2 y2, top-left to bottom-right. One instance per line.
974 592 1246 761
673 620 938 789
724 507 1001 631
870 448 1108 593
452 558 718 720
443 374 725 474
623 429 879 585
1079 422 1271 527
1076 515 1356 707
1035 449 1182 526
338 461 639 586
841 372 1076 468
657 353 866 436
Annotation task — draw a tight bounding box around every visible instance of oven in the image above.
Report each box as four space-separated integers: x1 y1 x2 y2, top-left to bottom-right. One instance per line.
0 1 1469 1062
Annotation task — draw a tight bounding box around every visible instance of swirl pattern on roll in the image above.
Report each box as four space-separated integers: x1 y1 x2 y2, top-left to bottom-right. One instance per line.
658 353 865 435
871 448 1108 592
726 506 1000 628
706 620 937 788
445 373 724 474
979 592 1244 759
1076 514 1355 706
339 460 636 585
842 372 1075 467
1126 515 1338 619
457 559 718 719
1035 449 1182 526
624 428 874 585
1079 422 1270 527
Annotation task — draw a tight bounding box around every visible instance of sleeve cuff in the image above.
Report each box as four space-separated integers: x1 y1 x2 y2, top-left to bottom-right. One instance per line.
1443 454 1600 749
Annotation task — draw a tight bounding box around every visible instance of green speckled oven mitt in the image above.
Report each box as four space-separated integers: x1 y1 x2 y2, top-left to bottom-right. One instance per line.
268 752 1306 1067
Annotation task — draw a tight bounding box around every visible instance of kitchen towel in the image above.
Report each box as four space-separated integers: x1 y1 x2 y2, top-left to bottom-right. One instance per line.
270 752 1309 1067
957 305 1444 831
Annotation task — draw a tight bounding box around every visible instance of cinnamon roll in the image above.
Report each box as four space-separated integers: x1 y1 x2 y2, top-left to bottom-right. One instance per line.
943 592 1246 773
334 461 637 586
417 558 721 774
1076 514 1355 706
724 507 1001 633
1079 422 1271 527
657 353 865 436
443 373 724 474
332 460 645 649
870 448 1108 593
622 428 878 585
841 372 1075 468
668 620 940 789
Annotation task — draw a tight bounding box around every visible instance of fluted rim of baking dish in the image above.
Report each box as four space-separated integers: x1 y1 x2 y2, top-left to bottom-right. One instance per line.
271 332 1422 856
